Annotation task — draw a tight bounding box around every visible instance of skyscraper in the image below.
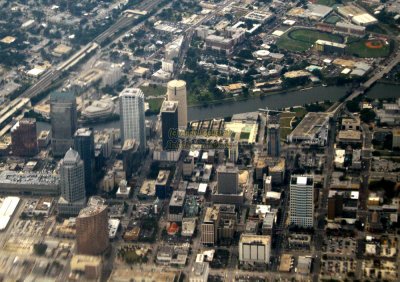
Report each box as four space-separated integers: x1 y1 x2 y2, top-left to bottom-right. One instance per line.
76 199 109 255
167 79 187 128
217 165 239 195
267 115 280 158
50 92 77 157
58 148 86 216
119 88 146 151
289 175 314 228
160 100 179 150
11 118 38 157
74 128 95 196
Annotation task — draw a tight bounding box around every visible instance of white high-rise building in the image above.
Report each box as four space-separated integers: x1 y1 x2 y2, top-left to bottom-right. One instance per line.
289 175 314 228
119 88 146 151
167 80 187 128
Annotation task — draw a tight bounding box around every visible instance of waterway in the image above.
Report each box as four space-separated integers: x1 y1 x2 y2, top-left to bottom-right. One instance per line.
37 83 400 132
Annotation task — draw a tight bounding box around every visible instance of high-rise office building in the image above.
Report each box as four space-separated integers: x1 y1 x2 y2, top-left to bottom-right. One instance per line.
160 100 179 150
267 115 280 158
217 165 239 195
11 118 38 157
289 175 314 228
50 92 77 157
166 80 187 128
119 88 146 151
58 148 86 216
201 206 220 245
76 201 109 256
267 124 280 157
74 128 95 195
122 139 140 180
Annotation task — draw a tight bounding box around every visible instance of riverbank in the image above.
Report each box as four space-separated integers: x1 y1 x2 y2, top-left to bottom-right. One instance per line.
187 85 322 108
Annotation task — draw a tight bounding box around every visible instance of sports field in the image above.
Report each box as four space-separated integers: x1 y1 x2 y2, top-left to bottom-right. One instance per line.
276 28 344 52
347 38 391 58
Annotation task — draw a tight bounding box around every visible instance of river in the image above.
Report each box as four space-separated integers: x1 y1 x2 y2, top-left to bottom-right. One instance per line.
37 83 399 132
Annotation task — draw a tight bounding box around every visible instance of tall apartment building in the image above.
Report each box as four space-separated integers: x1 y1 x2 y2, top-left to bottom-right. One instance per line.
76 202 109 255
74 128 95 195
201 206 220 245
119 88 146 151
50 92 77 157
161 100 179 150
166 80 187 128
58 148 86 216
289 175 314 228
11 118 38 157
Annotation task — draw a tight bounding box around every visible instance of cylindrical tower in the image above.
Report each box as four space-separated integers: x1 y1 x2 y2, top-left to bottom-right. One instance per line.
167 80 187 128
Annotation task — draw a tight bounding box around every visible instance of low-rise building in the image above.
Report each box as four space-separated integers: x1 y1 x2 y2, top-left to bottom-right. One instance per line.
239 234 271 265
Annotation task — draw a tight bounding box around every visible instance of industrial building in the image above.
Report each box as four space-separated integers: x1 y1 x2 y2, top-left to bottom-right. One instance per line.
337 4 378 26
239 234 271 265
0 197 20 230
289 175 314 228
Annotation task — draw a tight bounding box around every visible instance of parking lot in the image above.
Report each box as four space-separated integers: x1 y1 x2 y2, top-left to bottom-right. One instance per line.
321 255 356 277
12 219 46 237
323 237 357 256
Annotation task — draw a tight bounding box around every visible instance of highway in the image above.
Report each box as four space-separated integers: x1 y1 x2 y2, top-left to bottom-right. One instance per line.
18 0 165 103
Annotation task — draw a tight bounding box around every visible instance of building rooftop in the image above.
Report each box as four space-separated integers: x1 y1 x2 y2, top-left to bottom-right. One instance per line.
170 190 186 207
74 128 92 137
291 175 314 186
155 170 170 186
289 112 330 140
279 254 292 272
204 206 220 223
161 100 178 112
78 204 107 218
338 130 362 141
240 234 271 245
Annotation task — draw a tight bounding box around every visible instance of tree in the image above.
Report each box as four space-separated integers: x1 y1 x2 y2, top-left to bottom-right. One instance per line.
34 243 47 256
360 109 376 123
346 100 360 113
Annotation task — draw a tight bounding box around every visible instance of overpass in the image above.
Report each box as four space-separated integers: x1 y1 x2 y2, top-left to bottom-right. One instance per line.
328 51 400 115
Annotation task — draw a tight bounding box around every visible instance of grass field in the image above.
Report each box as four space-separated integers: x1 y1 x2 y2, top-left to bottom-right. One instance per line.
277 29 344 52
347 39 391 58
140 84 166 97
146 97 164 114
324 15 341 24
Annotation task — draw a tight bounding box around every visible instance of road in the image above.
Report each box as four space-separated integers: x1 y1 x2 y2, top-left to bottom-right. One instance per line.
312 114 337 282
